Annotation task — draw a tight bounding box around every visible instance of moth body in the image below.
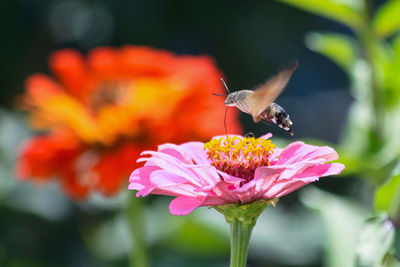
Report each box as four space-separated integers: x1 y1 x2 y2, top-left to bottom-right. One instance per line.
260 103 293 136
222 61 297 136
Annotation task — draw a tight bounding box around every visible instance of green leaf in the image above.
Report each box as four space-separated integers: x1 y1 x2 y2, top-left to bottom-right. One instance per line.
373 108 400 170
392 34 400 54
340 101 374 165
277 0 364 31
305 32 358 72
374 174 400 220
373 0 400 38
382 35 400 107
356 215 396 267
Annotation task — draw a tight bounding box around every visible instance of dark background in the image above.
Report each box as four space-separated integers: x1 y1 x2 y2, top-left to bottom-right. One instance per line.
0 0 353 142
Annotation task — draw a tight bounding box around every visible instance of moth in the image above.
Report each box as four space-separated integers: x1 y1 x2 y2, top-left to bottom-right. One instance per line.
221 61 297 136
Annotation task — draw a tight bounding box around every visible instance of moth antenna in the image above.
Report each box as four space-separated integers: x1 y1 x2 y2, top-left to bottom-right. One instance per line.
219 78 230 145
212 93 226 97
220 78 231 94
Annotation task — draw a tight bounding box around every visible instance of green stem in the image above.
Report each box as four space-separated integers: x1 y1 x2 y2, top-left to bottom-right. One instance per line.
126 194 149 267
229 220 255 267
359 0 384 145
214 199 278 267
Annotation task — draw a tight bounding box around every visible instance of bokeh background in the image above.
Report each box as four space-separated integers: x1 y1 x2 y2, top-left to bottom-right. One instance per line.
1 0 397 266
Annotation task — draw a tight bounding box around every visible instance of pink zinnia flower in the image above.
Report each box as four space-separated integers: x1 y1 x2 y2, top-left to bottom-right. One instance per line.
129 134 344 215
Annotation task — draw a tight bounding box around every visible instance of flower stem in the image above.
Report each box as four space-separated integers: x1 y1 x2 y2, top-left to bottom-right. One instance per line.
126 194 149 267
229 220 255 267
215 199 278 267
359 0 384 146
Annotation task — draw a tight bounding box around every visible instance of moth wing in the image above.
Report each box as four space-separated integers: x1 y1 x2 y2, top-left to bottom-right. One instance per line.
246 60 298 122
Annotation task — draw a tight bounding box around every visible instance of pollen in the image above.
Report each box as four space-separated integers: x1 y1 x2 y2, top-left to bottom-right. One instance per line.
204 136 276 180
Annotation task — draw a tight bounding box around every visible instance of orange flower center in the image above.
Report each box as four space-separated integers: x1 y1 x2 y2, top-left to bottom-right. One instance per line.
89 82 126 113
204 136 276 180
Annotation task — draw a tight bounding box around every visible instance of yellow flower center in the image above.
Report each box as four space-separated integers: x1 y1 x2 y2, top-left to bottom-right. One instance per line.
204 136 276 180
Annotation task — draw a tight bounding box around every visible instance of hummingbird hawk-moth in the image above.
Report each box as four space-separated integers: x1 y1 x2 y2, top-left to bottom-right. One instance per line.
222 61 297 136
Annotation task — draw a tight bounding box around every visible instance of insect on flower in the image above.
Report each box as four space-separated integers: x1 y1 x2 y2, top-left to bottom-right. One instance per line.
216 61 297 136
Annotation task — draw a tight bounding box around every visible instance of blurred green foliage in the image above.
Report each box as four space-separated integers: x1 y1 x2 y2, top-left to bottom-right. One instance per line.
356 215 396 267
279 0 400 265
374 174 400 220
373 0 400 38
301 187 368 267
279 0 364 31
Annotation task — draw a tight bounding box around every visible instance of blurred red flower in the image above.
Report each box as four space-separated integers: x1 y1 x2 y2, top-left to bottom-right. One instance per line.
16 46 242 199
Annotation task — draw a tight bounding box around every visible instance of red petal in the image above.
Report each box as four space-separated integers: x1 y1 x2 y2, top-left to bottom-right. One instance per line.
118 46 175 77
93 143 141 196
49 49 91 101
16 133 83 180
24 74 63 101
88 47 119 79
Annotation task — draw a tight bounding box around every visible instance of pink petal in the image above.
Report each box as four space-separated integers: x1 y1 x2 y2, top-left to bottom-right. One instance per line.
266 163 345 198
269 148 283 163
275 141 305 164
158 142 209 165
181 164 221 189
180 142 210 164
236 182 257 203
169 195 206 215
266 179 308 199
129 164 158 183
292 163 345 182
231 167 285 203
253 166 286 193
216 170 246 183
128 182 145 191
276 142 338 165
209 181 241 203
139 153 203 187
150 170 199 196
202 196 229 206
277 159 326 180
129 165 160 196
259 133 273 140
156 143 186 162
